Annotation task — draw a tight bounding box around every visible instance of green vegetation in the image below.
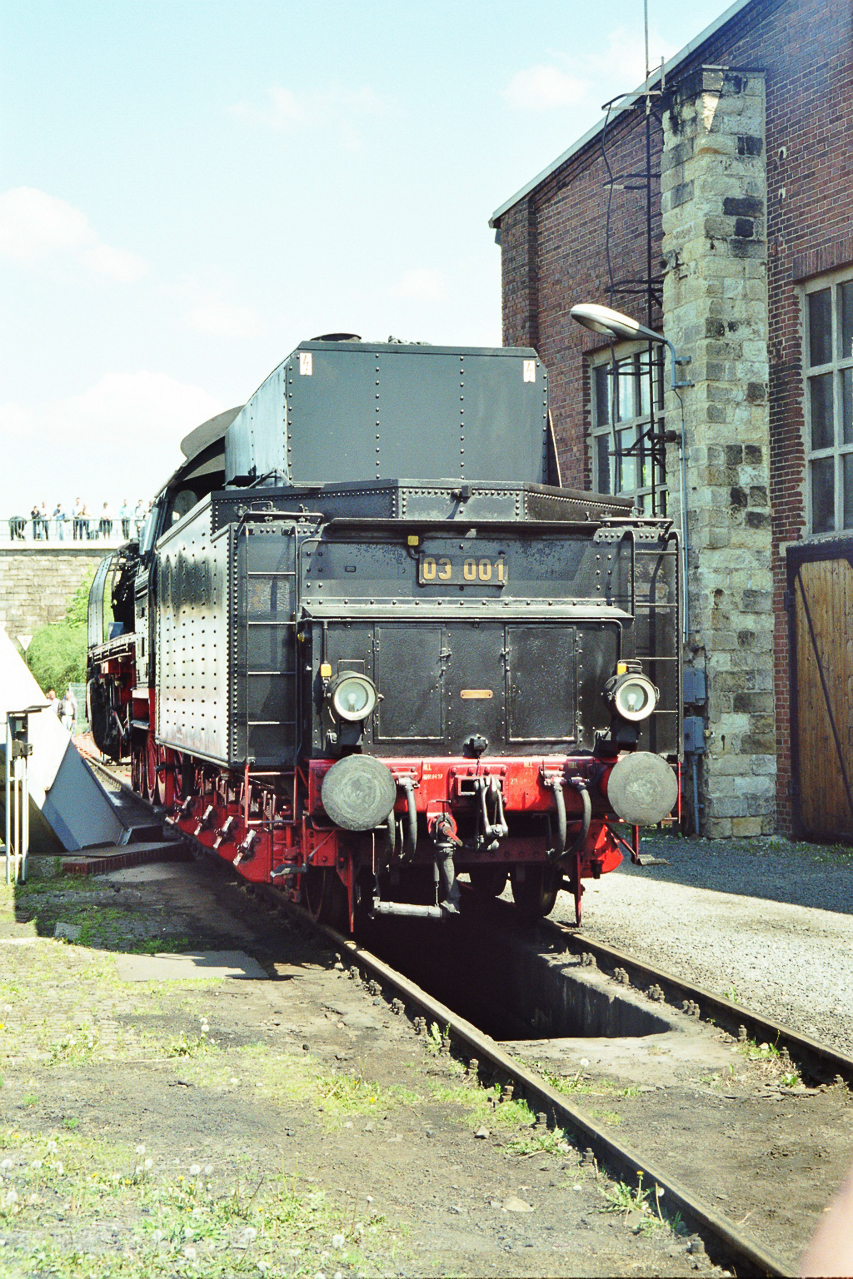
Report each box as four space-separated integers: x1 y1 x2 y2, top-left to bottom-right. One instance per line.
0 1126 391 1277
600 1170 683 1236
26 570 95 695
535 1061 640 1100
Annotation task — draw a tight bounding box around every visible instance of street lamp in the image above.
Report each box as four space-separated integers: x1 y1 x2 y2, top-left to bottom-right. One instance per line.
569 303 691 390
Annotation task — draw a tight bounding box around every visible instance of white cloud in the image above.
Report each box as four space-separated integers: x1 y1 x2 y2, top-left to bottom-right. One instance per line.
0 372 222 514
0 187 147 282
231 83 389 147
503 64 588 112
163 272 266 339
503 26 677 114
81 243 147 284
183 298 266 339
389 268 448 304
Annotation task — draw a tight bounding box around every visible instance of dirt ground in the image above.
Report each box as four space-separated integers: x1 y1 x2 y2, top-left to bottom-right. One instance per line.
0 851 734 1279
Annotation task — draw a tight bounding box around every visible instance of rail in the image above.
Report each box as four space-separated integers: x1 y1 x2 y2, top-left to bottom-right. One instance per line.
320 920 793 1278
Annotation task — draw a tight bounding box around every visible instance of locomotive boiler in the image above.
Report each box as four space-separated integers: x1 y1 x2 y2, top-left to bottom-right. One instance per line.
87 337 681 929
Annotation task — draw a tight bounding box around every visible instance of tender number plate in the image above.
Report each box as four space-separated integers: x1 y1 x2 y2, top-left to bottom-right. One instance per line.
418 554 508 586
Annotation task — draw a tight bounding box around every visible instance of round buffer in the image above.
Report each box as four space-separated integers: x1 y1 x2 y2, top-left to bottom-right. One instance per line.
321 755 398 832
606 752 679 827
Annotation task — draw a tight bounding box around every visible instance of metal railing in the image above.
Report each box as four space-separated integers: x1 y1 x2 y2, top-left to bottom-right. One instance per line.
0 518 137 549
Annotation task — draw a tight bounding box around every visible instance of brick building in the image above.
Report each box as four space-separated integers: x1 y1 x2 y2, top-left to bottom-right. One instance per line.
491 0 853 840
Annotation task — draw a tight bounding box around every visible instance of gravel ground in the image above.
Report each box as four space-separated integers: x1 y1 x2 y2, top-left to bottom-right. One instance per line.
552 834 853 1057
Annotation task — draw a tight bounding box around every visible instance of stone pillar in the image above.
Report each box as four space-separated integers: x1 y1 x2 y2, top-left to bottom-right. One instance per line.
662 68 775 837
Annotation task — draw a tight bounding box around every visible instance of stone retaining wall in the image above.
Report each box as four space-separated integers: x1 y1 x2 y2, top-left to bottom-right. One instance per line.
0 549 105 644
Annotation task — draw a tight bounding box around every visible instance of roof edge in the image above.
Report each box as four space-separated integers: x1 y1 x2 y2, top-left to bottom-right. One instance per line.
489 0 754 227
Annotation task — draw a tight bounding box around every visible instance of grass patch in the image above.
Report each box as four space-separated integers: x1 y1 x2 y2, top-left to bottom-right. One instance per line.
504 1126 574 1158
535 1063 639 1101
129 938 191 956
588 1109 622 1125
600 1169 683 1236
0 1125 395 1277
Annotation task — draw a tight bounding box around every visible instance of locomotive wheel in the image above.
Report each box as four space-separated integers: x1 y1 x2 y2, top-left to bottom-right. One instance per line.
172 753 196 803
131 736 147 798
145 736 161 805
154 745 173 806
467 865 509 897
510 863 562 921
303 867 348 930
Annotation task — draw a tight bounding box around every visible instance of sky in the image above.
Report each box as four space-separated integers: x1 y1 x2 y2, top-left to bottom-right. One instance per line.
0 0 736 519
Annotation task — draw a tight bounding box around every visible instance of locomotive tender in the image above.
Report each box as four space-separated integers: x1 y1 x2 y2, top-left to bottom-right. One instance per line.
87 337 681 929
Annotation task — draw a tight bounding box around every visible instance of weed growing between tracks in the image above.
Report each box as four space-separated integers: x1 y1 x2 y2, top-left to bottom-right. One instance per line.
534 1060 640 1102
600 1171 682 1237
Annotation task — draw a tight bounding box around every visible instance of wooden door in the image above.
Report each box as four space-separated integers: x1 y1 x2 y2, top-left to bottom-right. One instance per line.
789 546 853 840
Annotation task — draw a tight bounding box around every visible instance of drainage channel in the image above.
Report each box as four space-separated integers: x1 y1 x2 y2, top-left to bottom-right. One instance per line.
322 912 795 1278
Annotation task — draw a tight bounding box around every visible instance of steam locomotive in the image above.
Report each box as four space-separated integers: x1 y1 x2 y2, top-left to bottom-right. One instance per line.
87 337 681 929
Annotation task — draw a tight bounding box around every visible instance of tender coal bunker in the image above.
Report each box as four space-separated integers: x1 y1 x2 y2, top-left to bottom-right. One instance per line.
362 912 671 1042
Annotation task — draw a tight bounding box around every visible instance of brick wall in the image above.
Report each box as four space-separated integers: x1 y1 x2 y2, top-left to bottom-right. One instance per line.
495 0 853 834
0 550 103 643
501 110 664 488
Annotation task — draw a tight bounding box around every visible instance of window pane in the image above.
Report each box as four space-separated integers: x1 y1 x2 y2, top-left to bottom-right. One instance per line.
594 364 610 427
596 432 611 493
841 283 853 361
810 373 834 449
654 352 665 409
617 427 637 492
843 368 853 446
809 289 832 367
811 457 835 534
616 358 634 422
844 454 853 530
637 353 651 417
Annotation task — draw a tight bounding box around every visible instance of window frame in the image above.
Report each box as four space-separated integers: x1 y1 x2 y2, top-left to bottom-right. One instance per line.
587 340 667 514
802 269 853 537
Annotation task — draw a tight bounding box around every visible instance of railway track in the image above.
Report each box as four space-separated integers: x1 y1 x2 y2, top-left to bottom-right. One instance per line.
84 753 851 1275
558 924 853 1090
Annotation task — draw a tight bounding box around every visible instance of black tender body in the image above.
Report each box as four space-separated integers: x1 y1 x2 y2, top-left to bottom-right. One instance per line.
87 339 681 928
